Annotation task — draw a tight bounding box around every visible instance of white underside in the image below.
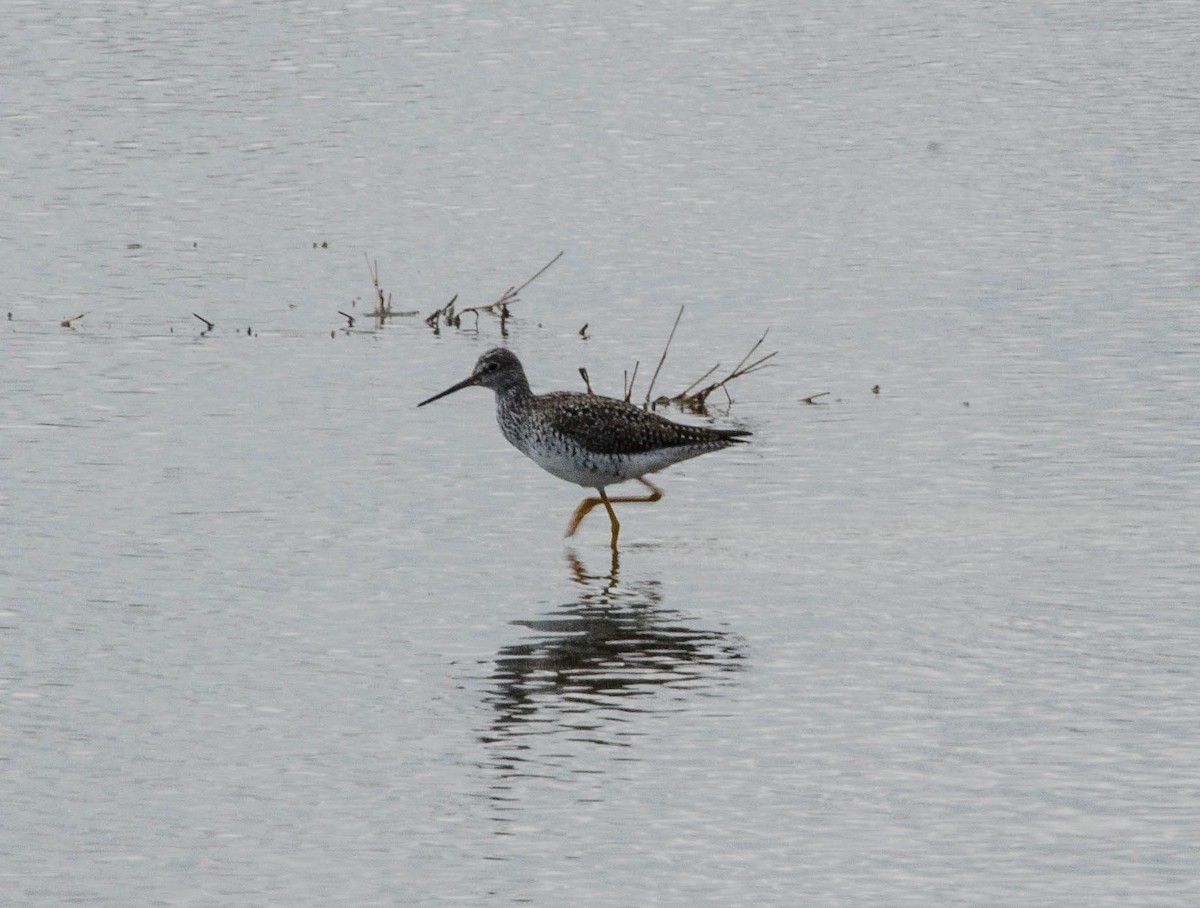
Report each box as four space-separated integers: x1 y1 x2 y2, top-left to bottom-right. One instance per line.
524 444 695 490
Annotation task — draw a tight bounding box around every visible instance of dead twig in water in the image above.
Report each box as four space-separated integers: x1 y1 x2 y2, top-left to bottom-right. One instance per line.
424 295 458 334
193 313 214 332
601 309 775 413
675 362 722 399
457 295 510 328
61 313 88 329
622 361 639 403
801 391 830 405
513 249 564 295
643 304 684 407
579 367 594 395
365 254 394 321
454 250 564 329
657 329 778 414
425 251 563 334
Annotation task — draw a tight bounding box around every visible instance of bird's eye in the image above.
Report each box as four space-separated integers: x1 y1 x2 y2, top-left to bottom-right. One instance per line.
485 362 499 372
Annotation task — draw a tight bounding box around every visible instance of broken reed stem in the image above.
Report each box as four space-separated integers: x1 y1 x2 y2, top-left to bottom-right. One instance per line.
728 328 771 378
579 367 594 394
424 294 458 332
364 254 395 320
686 348 777 406
365 254 377 297
455 251 564 322
365 254 380 306
624 310 776 412
644 304 684 407
460 285 516 316
514 250 563 295
695 350 777 401
677 362 721 397
660 328 777 412
623 361 639 403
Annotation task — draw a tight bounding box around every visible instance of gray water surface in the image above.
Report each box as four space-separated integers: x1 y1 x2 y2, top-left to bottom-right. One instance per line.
3 1 1198 904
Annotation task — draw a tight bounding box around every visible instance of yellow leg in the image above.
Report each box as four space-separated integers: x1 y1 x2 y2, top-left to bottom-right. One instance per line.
600 490 620 550
564 478 664 545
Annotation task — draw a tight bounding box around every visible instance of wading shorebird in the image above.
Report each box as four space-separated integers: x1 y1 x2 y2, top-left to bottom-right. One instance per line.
418 348 750 548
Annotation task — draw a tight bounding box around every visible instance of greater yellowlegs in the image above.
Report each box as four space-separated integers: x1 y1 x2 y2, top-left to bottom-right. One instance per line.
418 347 750 548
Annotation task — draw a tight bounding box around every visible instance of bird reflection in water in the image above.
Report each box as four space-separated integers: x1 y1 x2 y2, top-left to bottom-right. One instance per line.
480 548 745 782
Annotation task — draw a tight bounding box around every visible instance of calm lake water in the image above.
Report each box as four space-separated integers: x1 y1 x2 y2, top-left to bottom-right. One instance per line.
3 1 1198 904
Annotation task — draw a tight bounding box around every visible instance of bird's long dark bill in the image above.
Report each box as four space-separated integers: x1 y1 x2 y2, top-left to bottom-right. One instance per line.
417 374 478 407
